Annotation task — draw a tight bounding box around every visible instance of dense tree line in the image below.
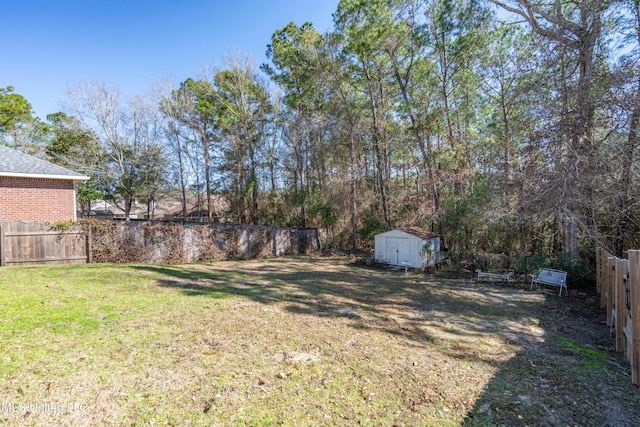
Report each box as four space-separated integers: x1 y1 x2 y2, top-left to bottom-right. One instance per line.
1 0 638 276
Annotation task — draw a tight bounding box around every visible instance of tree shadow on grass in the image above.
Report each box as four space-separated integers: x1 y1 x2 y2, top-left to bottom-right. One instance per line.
131 258 640 424
132 264 277 302
132 259 543 350
462 292 640 426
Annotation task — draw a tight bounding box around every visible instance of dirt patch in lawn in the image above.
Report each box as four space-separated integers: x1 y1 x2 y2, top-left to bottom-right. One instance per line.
0 255 638 426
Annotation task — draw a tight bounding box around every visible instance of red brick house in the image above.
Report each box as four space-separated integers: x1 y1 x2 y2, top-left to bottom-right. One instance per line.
0 145 89 222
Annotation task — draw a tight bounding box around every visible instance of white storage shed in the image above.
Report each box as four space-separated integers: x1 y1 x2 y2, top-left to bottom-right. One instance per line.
374 227 440 269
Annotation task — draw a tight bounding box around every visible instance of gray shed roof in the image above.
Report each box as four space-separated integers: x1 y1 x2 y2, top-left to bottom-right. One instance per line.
0 145 89 182
396 227 438 239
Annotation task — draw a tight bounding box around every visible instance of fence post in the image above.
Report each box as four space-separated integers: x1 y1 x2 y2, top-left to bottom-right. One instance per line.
615 258 626 352
0 224 5 267
607 257 616 326
599 248 607 309
86 223 93 264
628 250 640 385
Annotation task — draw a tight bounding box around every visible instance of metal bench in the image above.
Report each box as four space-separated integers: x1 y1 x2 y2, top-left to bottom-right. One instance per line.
530 268 568 296
476 269 514 282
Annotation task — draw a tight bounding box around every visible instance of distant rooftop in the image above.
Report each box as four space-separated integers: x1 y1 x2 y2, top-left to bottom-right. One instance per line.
0 145 88 182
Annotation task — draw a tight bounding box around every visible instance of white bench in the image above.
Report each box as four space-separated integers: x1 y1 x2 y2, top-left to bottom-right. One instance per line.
530 268 567 296
476 269 514 282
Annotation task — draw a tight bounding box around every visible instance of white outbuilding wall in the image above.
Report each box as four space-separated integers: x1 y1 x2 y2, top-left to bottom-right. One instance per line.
374 228 440 268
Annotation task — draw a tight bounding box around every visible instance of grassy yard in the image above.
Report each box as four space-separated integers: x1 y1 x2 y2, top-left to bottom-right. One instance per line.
0 256 638 426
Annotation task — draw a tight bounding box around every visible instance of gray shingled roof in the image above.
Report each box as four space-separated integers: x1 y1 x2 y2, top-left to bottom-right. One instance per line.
0 145 88 181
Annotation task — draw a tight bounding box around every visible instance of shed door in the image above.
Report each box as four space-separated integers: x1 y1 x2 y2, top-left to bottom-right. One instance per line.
397 238 410 265
386 237 409 265
386 237 398 264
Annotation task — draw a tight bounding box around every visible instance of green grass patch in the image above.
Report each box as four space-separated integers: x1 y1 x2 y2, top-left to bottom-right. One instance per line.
0 258 636 426
552 334 608 370
555 335 607 360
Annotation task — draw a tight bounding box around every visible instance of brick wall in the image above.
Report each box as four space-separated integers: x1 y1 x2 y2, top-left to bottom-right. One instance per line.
0 177 76 222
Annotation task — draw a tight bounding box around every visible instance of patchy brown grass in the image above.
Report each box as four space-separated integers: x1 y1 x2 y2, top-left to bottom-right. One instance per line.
0 256 638 426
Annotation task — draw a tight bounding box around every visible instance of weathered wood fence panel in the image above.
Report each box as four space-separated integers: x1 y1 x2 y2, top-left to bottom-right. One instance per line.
0 221 87 266
596 247 640 385
86 221 319 264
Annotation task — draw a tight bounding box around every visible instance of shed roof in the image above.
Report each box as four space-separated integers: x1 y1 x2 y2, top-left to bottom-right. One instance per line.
395 227 438 239
0 145 89 182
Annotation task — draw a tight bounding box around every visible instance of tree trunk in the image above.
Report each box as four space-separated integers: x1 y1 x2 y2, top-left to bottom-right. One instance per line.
362 59 390 229
350 135 358 252
201 130 212 222
294 142 306 229
124 194 133 221
177 146 187 220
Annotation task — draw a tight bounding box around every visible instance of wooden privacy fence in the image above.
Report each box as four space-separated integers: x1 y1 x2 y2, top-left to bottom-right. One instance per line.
0 220 319 266
596 247 640 385
86 221 319 264
0 221 87 266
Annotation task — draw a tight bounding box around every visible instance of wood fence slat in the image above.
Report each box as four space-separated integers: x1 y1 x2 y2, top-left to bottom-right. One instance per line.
607 256 616 327
615 258 627 352
629 250 640 385
63 234 69 259
0 224 5 267
38 232 45 260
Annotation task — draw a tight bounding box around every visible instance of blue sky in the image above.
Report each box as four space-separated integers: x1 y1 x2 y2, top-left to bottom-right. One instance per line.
2 0 340 119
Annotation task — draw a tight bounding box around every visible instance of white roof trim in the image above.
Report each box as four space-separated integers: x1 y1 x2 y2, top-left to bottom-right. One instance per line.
0 171 89 183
